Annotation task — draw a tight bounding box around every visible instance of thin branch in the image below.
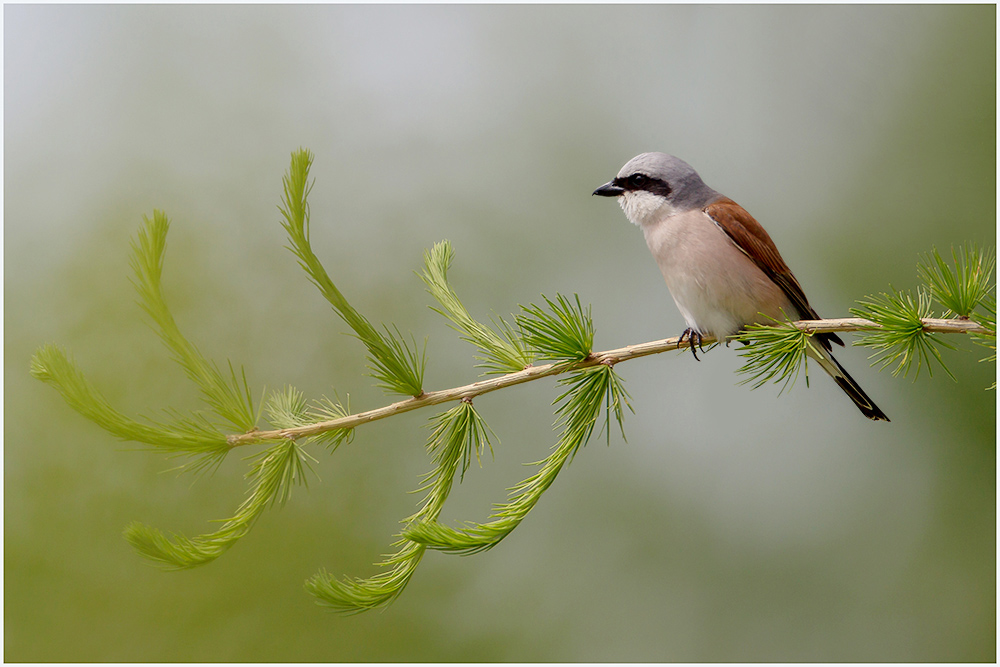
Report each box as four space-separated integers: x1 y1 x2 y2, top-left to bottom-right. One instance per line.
227 316 990 447
791 317 987 335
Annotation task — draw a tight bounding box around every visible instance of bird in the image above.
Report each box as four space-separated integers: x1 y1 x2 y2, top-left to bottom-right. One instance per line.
593 152 889 421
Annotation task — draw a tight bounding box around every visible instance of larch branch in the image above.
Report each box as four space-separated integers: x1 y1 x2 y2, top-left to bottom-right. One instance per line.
226 316 990 447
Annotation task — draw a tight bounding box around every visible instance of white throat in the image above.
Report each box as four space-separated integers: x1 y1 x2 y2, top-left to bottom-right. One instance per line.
618 190 683 228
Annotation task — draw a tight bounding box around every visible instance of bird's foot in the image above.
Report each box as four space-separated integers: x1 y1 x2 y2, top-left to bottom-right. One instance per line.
679 328 705 361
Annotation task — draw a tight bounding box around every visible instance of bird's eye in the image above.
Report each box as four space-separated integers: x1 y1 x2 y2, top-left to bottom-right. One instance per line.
627 174 647 188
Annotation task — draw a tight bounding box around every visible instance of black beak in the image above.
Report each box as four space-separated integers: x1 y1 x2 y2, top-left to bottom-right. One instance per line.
592 181 624 197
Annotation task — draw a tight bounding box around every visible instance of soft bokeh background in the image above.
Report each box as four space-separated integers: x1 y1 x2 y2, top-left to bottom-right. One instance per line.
5 4 995 661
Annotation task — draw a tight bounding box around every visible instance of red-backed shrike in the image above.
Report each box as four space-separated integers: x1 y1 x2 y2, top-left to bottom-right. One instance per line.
594 152 888 421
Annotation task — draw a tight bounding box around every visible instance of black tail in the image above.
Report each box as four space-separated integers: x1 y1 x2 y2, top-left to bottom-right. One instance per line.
823 351 890 422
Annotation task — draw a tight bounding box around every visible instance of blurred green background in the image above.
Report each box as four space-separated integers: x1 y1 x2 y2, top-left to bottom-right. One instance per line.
5 4 995 661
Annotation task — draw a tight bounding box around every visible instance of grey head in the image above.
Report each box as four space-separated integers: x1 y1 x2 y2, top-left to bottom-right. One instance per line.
593 152 723 227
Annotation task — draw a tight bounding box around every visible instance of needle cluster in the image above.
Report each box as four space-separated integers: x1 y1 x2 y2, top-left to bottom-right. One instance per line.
852 243 995 383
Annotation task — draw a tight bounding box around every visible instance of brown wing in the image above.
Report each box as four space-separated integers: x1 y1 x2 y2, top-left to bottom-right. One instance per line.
704 198 844 348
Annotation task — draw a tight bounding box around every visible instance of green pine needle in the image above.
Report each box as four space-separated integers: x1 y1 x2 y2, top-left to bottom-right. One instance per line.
128 212 259 432
126 438 315 569
516 293 594 363
264 385 354 450
918 243 995 318
305 542 425 614
278 149 425 396
851 287 957 382
733 318 811 393
427 399 497 482
30 344 229 469
420 240 534 374
307 401 492 611
30 212 264 474
264 385 310 429
916 243 997 389
405 364 629 556
969 291 996 389
307 394 357 450
554 363 633 450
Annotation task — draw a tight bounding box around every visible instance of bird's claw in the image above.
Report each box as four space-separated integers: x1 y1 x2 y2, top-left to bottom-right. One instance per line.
679 328 705 361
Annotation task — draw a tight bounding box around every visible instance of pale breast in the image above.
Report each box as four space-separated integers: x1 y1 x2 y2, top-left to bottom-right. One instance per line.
640 209 795 337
